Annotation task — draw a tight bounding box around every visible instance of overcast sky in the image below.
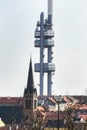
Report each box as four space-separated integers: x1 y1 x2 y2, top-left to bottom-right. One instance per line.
0 0 87 96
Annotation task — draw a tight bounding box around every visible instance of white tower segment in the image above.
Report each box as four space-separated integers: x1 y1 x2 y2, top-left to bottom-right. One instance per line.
48 0 53 25
48 0 53 15
34 0 55 96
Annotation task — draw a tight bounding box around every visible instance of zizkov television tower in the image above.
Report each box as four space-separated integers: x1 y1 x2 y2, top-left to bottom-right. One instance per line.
34 0 55 96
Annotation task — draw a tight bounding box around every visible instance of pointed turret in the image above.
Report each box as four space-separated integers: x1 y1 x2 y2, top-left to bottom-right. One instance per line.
24 57 37 95
27 57 34 92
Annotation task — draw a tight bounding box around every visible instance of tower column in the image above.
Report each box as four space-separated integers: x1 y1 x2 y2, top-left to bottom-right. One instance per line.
40 12 44 96
48 47 52 95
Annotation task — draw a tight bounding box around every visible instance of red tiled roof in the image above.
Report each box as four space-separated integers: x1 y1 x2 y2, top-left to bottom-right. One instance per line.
79 105 87 110
63 96 72 103
37 106 45 111
48 97 57 104
79 114 87 120
41 111 65 120
0 97 23 105
37 106 66 120
72 104 87 110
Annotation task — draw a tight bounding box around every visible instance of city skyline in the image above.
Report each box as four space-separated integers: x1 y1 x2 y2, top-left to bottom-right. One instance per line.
0 0 87 96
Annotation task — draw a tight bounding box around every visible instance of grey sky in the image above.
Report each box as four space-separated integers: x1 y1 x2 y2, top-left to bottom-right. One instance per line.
0 0 87 96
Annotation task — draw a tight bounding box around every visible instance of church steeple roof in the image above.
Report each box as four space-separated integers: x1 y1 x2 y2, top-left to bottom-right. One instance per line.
24 57 37 96
27 57 34 92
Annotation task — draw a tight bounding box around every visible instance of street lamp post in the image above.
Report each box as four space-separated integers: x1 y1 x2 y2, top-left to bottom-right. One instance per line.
57 96 61 130
58 100 59 130
66 106 74 130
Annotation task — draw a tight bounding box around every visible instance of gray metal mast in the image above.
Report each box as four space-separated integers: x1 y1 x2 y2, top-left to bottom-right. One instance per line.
34 0 55 96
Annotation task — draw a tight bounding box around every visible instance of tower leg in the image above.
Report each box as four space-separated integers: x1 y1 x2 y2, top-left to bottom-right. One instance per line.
40 12 44 96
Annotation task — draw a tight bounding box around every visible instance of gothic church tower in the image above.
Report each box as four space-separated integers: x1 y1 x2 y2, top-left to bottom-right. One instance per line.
23 57 38 129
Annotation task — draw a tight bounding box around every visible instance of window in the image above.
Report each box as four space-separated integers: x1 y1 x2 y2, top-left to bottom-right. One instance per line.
26 100 31 109
34 100 37 108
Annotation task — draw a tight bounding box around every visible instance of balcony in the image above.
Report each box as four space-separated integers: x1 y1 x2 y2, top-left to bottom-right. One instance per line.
35 29 54 38
34 39 54 47
34 30 40 38
34 63 55 72
44 30 54 37
44 39 54 47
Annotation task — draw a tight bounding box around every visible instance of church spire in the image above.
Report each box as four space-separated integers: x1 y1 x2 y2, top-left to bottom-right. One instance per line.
23 57 38 128
27 57 34 92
